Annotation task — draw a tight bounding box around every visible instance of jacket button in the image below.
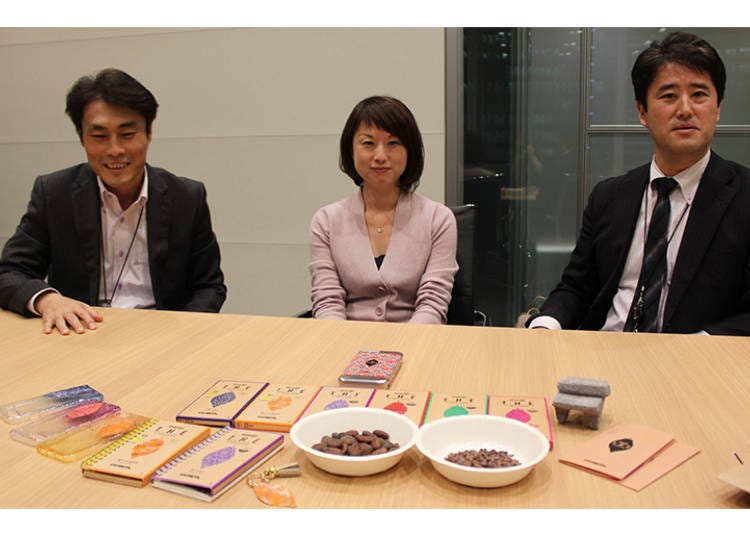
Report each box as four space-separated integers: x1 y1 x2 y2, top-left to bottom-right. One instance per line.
375 307 383 317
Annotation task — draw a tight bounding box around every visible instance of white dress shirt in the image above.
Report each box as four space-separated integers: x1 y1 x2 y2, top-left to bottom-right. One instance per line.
530 150 709 332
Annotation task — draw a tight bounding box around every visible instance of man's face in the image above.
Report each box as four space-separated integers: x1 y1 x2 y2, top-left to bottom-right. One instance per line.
80 99 151 207
637 62 721 175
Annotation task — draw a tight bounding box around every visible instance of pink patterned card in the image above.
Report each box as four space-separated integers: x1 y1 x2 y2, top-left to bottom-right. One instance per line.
559 423 674 480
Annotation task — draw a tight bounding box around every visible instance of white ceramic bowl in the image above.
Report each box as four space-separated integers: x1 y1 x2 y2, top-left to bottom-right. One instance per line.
416 415 549 488
289 407 418 477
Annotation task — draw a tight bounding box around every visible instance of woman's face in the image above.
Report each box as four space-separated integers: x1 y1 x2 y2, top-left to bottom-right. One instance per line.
352 123 407 191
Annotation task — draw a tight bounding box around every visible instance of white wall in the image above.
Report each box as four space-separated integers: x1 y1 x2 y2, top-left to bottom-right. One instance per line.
0 28 446 316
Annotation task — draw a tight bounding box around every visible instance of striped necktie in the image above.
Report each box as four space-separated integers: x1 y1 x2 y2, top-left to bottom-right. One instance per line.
624 177 679 332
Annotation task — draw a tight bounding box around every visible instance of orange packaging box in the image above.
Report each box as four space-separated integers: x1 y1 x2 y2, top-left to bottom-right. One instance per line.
487 395 554 449
367 389 431 426
232 384 321 433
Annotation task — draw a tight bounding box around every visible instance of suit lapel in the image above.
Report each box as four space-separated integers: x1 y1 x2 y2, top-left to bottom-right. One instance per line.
593 167 649 315
610 170 648 271
665 154 736 323
146 165 171 298
71 166 102 303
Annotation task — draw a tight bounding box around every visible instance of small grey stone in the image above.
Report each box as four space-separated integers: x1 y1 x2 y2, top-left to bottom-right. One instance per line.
552 392 604 414
586 414 602 430
557 376 611 398
553 393 606 429
554 407 571 423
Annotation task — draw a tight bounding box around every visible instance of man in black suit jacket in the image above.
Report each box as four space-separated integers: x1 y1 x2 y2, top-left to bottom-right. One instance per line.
0 68 226 335
528 32 750 336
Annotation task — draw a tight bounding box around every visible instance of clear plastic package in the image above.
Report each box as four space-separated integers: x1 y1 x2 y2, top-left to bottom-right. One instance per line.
0 385 104 424
36 413 148 462
10 401 120 445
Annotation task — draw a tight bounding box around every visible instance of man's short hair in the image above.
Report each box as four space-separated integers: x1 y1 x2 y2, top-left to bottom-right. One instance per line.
65 68 158 140
339 95 424 193
631 32 726 110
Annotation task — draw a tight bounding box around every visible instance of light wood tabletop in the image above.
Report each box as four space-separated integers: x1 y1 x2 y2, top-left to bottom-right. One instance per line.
0 308 748 509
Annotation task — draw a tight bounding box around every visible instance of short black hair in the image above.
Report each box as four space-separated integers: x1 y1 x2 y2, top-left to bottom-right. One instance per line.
339 95 424 193
631 32 726 110
65 68 158 140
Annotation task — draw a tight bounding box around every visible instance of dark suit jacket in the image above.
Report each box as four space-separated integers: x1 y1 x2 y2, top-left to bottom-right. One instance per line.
0 163 226 316
532 152 750 336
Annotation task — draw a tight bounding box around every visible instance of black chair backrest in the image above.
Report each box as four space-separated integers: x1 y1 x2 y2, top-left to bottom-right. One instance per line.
446 204 477 326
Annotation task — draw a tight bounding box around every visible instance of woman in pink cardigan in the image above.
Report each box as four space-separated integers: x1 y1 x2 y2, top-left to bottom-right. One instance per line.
309 96 458 324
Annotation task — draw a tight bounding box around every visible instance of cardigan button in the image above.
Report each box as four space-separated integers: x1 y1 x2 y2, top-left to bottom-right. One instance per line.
377 285 387 294
375 307 384 317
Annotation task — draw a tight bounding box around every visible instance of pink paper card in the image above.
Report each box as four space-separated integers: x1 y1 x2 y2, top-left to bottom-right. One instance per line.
559 423 674 480
619 440 700 491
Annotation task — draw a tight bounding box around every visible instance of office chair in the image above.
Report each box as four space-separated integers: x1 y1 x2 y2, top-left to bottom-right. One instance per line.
299 203 487 326
447 204 487 326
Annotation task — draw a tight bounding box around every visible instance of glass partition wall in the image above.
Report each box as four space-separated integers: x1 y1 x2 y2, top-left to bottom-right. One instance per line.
447 27 750 327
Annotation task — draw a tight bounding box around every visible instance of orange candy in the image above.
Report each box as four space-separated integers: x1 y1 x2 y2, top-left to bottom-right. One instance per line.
252 481 296 508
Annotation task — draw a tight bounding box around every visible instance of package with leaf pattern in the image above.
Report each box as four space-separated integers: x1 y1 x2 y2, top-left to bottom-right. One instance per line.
176 380 268 427
152 426 283 502
81 418 211 487
233 384 321 432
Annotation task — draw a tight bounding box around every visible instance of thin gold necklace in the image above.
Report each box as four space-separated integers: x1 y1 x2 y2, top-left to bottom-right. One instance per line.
366 209 394 233
362 189 398 233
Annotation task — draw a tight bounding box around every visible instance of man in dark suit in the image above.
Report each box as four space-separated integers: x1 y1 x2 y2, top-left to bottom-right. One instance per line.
528 32 750 336
0 68 226 335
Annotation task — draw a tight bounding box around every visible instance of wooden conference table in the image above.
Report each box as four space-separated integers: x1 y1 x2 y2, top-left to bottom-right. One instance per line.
0 308 748 509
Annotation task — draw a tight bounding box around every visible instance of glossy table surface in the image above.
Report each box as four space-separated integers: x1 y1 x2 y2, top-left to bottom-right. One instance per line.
0 308 748 508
